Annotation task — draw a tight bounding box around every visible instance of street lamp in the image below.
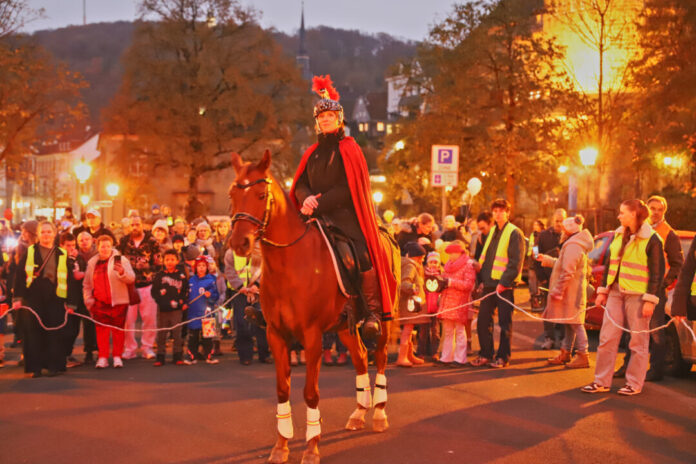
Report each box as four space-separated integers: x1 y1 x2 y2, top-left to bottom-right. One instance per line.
80 195 90 207
558 165 569 174
394 140 405 151
579 147 598 167
74 158 92 183
372 191 384 205
106 183 120 197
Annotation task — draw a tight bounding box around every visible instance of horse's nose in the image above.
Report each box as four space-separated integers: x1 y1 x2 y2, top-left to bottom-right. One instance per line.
232 235 251 257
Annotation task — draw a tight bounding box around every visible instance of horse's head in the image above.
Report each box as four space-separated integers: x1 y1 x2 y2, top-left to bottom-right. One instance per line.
228 149 272 257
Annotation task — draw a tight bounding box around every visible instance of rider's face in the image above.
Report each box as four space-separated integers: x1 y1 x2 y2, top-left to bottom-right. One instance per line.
317 111 340 134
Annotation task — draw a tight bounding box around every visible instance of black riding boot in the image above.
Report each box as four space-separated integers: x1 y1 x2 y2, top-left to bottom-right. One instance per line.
361 268 382 341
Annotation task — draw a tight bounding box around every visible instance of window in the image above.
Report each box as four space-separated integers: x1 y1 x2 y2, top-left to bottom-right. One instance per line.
377 122 385 132
386 124 393 135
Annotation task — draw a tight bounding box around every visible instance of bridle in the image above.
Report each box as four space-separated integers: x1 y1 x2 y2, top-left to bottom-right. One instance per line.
230 177 310 248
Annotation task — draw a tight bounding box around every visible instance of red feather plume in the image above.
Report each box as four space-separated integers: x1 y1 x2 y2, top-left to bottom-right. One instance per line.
312 75 340 101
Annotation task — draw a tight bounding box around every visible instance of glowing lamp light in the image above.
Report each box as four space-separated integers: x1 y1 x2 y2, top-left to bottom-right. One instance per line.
106 183 120 197
80 195 90 206
372 191 384 204
284 179 292 189
74 159 92 183
663 156 673 167
558 165 569 174
579 147 598 167
394 140 405 151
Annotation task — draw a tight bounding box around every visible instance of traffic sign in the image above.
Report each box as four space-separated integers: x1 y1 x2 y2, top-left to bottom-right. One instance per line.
431 145 459 187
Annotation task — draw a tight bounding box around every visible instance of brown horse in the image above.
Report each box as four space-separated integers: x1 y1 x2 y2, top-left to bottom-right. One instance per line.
228 150 398 464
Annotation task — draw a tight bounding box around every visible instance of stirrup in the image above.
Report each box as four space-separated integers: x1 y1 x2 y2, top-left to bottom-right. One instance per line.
362 314 381 340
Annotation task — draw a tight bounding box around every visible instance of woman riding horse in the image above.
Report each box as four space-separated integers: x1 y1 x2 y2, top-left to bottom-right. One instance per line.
289 75 397 339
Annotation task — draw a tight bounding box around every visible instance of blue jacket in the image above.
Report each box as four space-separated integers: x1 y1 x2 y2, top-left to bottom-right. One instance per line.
187 273 219 329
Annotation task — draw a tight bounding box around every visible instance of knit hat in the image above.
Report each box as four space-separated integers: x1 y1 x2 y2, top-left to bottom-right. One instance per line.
22 220 39 237
196 222 211 232
152 219 169 233
183 245 201 261
404 242 426 258
172 234 185 244
426 252 441 264
562 215 585 234
445 240 468 255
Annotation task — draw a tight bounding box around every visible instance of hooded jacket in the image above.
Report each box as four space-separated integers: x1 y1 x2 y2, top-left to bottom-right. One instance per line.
541 229 593 325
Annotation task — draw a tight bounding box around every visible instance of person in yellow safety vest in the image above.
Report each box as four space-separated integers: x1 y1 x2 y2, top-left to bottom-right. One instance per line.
582 199 665 396
223 245 270 365
614 195 684 381
12 221 77 378
470 198 525 369
672 234 696 321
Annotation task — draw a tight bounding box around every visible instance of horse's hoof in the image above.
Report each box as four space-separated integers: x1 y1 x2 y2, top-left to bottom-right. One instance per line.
300 450 320 464
345 417 365 431
372 417 389 432
268 445 289 464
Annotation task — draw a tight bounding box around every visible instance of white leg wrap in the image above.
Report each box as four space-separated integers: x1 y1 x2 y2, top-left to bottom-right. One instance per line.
373 373 387 406
306 407 321 442
276 401 294 439
356 373 372 409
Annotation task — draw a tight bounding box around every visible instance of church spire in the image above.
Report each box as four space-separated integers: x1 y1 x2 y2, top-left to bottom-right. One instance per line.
298 1 307 56
296 1 311 81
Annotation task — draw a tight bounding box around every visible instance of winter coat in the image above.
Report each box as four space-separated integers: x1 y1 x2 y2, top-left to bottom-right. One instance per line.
150 269 189 312
398 257 429 325
187 273 219 329
541 229 593 325
83 252 136 309
424 267 443 314
438 254 477 323
117 232 160 288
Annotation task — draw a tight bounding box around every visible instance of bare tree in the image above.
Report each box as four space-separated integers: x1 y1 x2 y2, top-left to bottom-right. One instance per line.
0 0 43 39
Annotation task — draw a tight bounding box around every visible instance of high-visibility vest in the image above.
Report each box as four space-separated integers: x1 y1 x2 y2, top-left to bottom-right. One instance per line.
25 245 68 298
479 222 523 283
234 252 250 287
691 272 696 296
527 232 535 257
607 228 659 294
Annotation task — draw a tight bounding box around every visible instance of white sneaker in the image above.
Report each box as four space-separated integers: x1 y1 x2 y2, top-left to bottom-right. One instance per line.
95 357 109 369
206 357 220 365
121 351 137 360
113 357 123 368
143 349 156 360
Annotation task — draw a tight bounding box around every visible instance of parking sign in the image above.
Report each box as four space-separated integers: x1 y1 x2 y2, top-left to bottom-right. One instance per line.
431 145 459 186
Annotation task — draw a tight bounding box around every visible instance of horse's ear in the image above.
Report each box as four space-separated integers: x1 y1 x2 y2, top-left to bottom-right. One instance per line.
231 152 242 171
257 149 271 173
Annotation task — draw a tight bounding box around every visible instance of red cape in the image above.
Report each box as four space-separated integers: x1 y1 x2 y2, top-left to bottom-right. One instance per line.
290 136 397 317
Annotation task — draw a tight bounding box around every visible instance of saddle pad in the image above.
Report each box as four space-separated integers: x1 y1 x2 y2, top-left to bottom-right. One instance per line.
312 219 353 299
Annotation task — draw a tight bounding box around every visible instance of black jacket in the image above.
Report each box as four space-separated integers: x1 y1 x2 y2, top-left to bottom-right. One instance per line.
662 228 684 289
151 269 189 312
13 244 78 310
672 236 696 319
294 132 364 243
534 227 561 283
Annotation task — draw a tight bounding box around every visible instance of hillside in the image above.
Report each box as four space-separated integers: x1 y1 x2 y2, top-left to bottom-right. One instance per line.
31 22 417 129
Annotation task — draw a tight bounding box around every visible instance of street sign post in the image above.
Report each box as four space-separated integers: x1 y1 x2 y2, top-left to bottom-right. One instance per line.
431 145 459 220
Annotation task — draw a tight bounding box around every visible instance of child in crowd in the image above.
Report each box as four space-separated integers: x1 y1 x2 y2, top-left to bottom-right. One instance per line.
208 258 227 357
186 257 220 364
396 242 428 367
438 240 477 367
150 249 189 366
420 252 445 361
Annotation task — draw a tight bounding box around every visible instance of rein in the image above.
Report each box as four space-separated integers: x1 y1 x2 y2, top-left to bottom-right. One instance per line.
231 177 311 248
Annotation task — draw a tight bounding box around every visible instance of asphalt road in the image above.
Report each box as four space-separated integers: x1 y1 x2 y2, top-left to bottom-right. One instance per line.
1 298 695 464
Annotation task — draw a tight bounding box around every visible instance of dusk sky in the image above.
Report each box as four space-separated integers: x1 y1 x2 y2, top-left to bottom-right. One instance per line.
24 0 458 41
